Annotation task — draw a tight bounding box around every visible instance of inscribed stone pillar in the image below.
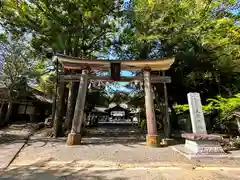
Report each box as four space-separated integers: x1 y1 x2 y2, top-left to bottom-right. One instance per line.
67 69 88 145
187 93 207 134
144 69 159 147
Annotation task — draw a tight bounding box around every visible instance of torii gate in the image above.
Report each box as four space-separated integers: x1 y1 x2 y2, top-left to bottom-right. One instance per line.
56 54 175 147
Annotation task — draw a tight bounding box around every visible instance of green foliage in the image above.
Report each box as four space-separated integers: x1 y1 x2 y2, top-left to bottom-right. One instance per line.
174 104 189 115
0 0 123 56
116 0 240 105
1 0 240 120
0 32 55 99
35 74 55 96
207 94 240 124
1 37 33 98
174 93 240 125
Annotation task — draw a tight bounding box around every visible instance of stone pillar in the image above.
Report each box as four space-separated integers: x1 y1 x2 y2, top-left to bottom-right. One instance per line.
65 81 79 131
237 117 240 134
54 76 65 137
163 71 171 138
144 68 159 147
67 69 88 145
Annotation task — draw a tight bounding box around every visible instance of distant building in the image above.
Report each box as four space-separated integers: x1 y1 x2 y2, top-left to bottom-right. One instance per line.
88 104 140 125
0 86 52 123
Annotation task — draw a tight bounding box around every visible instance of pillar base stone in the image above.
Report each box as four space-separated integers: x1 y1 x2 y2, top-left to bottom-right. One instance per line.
146 135 160 147
67 133 82 145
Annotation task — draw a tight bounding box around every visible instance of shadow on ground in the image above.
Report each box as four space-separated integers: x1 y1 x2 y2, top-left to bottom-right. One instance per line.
0 134 27 145
0 122 37 145
27 136 145 147
29 124 185 147
0 159 128 180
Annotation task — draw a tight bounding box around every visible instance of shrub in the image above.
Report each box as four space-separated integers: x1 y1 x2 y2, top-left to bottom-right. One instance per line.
174 104 189 115
173 93 240 126
207 94 240 125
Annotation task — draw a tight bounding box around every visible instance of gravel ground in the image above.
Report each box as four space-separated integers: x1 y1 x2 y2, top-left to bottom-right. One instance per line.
11 124 192 167
11 124 240 167
0 122 38 143
1 164 240 180
4 124 240 180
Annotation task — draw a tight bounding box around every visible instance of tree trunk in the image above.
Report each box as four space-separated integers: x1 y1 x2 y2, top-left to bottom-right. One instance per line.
54 81 65 137
3 100 13 126
65 82 79 131
51 93 56 122
0 102 4 122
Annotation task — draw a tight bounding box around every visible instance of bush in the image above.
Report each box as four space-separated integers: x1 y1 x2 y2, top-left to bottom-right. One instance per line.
174 104 189 115
173 93 240 127
208 94 240 125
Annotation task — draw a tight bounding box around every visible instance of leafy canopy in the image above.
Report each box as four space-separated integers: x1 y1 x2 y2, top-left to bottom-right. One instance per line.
0 0 123 56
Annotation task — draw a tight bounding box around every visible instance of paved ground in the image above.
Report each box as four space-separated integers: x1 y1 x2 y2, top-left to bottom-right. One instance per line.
1 165 240 180
10 124 192 167
0 123 37 170
1 123 240 179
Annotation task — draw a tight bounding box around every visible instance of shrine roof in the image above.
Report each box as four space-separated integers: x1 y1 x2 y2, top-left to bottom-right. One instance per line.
57 54 175 71
105 104 130 113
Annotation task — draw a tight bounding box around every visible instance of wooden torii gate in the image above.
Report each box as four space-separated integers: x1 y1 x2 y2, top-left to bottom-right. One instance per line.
56 54 175 147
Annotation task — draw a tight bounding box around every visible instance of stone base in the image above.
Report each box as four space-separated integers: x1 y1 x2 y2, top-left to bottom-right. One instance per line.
182 133 223 141
184 139 225 154
172 145 228 160
173 133 226 159
146 135 160 147
181 133 224 155
67 133 82 145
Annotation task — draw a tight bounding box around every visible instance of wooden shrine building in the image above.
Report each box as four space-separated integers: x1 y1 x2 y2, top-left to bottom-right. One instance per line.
55 54 175 147
88 104 137 125
106 104 131 120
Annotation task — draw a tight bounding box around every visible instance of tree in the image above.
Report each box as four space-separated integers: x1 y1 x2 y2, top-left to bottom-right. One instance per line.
0 34 38 125
0 0 124 135
110 0 240 135
0 0 123 56
127 0 240 102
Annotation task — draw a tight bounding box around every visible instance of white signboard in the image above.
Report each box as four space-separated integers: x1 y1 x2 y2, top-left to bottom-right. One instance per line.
187 93 207 134
111 111 125 117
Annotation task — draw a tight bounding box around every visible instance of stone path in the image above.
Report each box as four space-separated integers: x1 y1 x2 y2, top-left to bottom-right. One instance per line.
0 123 37 170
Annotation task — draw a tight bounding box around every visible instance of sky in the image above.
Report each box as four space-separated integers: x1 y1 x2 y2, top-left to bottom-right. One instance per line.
105 46 134 93
110 70 134 92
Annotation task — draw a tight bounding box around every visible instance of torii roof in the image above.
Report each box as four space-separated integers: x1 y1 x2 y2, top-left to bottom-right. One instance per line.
57 55 175 71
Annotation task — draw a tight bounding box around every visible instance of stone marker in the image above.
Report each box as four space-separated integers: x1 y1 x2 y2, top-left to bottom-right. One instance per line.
173 92 225 159
187 93 207 134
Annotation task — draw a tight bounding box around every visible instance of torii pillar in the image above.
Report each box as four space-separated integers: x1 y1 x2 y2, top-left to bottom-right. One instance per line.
144 68 159 147
67 69 89 145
